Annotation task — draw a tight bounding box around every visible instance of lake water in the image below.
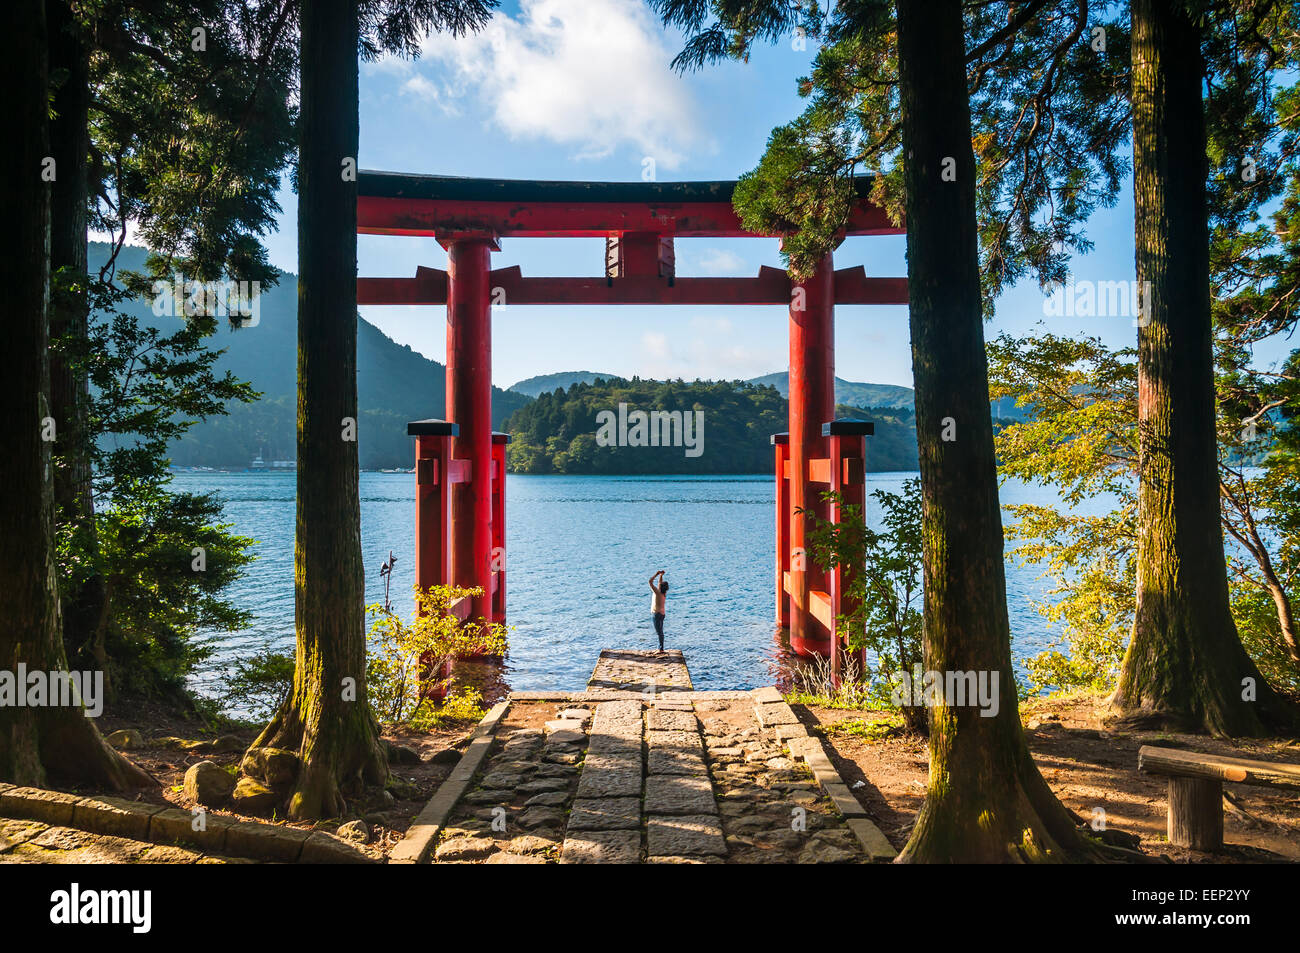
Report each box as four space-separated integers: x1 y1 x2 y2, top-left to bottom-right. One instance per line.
177 471 1073 704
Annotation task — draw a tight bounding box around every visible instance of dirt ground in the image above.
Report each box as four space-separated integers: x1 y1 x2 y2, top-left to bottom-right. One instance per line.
803 691 1300 863
93 704 473 859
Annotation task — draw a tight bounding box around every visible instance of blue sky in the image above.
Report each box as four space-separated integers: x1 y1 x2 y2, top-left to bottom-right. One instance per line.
257 0 1265 390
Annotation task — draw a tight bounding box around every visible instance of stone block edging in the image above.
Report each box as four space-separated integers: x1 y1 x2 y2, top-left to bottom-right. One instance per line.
0 781 372 864
390 698 510 864
769 702 900 863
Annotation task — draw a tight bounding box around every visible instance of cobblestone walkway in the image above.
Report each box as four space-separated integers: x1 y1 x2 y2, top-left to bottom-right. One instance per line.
560 696 726 862
424 651 896 864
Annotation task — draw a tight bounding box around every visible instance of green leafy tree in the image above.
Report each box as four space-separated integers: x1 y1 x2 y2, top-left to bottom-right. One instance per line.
0 0 151 789
49 0 298 672
54 279 259 702
988 330 1300 699
804 481 926 732
988 332 1138 696
224 649 297 722
365 585 508 725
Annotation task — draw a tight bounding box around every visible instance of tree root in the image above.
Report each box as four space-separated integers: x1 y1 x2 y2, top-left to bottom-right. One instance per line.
245 699 387 821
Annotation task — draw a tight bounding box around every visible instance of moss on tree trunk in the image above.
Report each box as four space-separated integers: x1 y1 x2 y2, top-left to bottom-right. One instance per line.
0 0 151 792
1115 0 1297 737
246 0 386 819
893 0 1122 863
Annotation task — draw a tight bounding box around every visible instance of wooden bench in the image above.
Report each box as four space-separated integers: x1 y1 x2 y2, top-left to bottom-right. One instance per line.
1137 745 1300 851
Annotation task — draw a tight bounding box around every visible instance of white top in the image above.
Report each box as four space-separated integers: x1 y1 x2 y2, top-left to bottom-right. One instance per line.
651 588 666 614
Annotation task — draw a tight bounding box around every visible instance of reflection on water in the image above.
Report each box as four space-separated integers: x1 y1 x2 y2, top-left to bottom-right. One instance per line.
176 471 1107 712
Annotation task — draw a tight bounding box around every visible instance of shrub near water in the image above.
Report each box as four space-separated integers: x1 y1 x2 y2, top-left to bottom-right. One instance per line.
800 479 928 733
366 585 509 726
220 585 509 729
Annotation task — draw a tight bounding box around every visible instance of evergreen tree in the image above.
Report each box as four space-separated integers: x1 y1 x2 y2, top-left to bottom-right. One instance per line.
653 0 1131 860
0 0 151 790
1114 0 1298 734
246 0 496 820
48 0 297 698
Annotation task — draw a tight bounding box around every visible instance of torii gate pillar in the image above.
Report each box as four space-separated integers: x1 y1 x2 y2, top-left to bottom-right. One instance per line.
787 252 836 657
445 237 498 623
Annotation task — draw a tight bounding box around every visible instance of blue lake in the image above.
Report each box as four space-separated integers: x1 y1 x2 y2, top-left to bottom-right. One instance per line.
176 471 1074 703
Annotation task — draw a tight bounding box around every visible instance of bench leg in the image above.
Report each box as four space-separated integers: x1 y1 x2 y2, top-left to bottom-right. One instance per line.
1167 777 1223 851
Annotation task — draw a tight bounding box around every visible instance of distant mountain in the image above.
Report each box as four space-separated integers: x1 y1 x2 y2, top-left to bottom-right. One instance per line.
512 369 921 410
837 403 918 471
747 372 916 410
508 371 616 398
90 243 531 469
751 371 1026 421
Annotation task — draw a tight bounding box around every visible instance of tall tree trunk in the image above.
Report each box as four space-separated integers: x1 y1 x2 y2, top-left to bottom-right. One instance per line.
47 0 107 678
893 0 1109 862
246 0 386 819
1114 0 1297 736
0 0 152 791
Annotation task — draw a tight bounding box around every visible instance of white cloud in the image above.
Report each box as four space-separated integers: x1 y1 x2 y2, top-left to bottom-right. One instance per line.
642 330 672 359
401 74 440 102
694 248 749 275
409 0 708 168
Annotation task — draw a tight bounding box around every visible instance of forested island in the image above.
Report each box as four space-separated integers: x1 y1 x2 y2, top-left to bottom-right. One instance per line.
502 377 922 474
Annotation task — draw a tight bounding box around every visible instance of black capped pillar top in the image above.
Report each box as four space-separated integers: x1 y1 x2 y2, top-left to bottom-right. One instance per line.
822 419 875 437
407 419 459 437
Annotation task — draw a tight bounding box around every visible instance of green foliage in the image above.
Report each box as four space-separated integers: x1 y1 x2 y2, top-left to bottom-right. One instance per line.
783 672 874 712
47 0 300 708
54 276 258 702
987 331 1137 696
821 715 905 742
408 687 489 731
504 377 785 474
989 330 1300 698
802 479 926 730
1231 578 1300 698
655 1 1126 294
365 585 509 726
223 649 296 722
89 0 299 292
1011 509 1132 696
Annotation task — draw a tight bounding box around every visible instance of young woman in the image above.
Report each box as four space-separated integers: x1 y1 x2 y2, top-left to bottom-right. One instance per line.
649 570 669 652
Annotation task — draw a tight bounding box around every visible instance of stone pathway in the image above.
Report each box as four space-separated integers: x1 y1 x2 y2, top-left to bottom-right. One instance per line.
587 648 692 692
561 699 644 862
419 650 896 864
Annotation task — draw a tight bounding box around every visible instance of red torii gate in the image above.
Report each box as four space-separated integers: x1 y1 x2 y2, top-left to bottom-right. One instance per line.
355 172 907 664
